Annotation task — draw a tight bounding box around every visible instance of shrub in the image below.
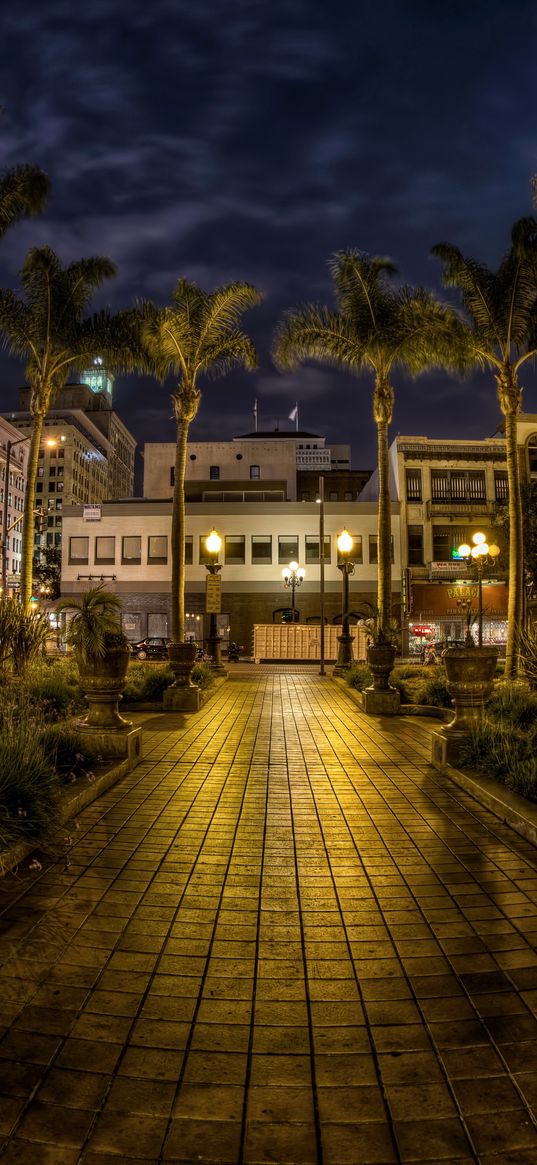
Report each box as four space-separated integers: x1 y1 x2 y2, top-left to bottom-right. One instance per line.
23 670 85 720
0 701 60 852
413 667 452 708
191 661 215 689
346 663 372 691
458 722 537 801
122 663 175 703
40 723 100 781
390 667 417 703
486 683 537 730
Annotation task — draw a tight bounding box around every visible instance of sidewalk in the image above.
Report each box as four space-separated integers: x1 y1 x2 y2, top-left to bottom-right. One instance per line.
1 674 537 1163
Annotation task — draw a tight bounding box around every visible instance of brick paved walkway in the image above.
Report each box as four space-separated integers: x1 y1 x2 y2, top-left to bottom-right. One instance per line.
1 675 537 1164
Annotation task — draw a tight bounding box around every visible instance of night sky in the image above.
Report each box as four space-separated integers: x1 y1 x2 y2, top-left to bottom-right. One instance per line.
0 0 536 469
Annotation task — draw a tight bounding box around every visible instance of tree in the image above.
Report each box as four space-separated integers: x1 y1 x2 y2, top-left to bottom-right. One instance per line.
140 279 263 644
0 163 50 240
432 217 537 677
0 246 140 609
33 546 61 601
273 250 469 638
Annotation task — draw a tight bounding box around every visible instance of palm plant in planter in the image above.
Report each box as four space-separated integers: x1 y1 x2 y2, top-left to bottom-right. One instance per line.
358 604 400 706
56 586 132 731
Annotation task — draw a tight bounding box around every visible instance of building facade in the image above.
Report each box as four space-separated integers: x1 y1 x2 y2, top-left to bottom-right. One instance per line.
3 382 137 558
0 416 30 590
60 497 400 653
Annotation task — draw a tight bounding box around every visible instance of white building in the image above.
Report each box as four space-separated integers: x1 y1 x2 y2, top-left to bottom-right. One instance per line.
0 416 29 590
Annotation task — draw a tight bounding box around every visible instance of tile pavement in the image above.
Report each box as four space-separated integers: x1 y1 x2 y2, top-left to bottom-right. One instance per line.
0 674 537 1163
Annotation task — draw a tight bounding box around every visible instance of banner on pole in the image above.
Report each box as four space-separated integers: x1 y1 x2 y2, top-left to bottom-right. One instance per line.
206 574 222 613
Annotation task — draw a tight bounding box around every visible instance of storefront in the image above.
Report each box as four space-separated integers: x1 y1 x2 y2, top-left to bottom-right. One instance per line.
408 581 508 655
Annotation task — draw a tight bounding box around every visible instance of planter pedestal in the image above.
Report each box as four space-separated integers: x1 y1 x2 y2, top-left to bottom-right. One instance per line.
163 642 200 712
363 644 400 715
432 645 498 769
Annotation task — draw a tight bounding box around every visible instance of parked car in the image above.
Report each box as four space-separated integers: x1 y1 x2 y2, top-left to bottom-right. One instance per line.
131 637 170 660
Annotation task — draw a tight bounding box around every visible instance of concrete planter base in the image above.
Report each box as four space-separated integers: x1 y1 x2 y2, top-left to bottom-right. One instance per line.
163 685 201 712
363 687 401 715
75 723 143 766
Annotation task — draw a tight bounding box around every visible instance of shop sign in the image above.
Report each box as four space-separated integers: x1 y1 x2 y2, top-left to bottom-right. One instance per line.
411 625 434 636
430 561 465 576
206 574 222 613
83 505 101 521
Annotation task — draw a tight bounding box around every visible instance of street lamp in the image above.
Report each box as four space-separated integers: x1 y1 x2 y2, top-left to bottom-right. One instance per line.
335 529 355 671
457 531 501 647
204 530 225 670
282 560 305 622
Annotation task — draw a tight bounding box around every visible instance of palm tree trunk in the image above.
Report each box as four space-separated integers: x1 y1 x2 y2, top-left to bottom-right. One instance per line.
374 376 394 635
20 412 44 610
504 409 523 677
171 415 189 645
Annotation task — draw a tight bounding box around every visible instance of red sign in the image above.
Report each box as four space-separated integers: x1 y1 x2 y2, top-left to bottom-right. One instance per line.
411 625 434 636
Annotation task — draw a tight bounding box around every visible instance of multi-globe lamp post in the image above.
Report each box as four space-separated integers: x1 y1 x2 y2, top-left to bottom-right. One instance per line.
335 529 355 671
457 531 501 647
281 560 305 622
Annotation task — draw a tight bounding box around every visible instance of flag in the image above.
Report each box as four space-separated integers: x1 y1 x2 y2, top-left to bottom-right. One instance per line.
288 405 298 422
253 399 258 431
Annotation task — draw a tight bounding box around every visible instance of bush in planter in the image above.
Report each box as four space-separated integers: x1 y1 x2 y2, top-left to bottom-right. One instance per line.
458 720 537 801
486 683 537 730
0 696 60 853
191 661 215 689
56 585 129 663
346 663 372 691
40 722 100 782
389 668 417 704
413 667 452 708
122 663 175 703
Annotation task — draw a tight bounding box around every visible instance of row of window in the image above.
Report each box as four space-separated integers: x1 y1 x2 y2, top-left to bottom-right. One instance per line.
171 465 261 485
69 532 394 568
406 469 509 503
407 525 498 566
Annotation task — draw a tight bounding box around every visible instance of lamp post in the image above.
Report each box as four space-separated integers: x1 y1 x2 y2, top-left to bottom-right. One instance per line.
204 530 225 670
282 560 305 622
457 532 501 647
334 529 355 672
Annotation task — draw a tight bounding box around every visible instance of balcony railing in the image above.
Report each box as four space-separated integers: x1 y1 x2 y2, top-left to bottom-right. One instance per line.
426 498 493 518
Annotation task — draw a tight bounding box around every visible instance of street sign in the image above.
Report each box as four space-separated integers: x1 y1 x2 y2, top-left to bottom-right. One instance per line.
206 574 222 613
83 505 102 521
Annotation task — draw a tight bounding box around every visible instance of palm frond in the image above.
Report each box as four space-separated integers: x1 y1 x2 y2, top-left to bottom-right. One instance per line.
330 249 398 335
431 241 502 349
273 305 364 372
0 165 50 238
196 330 259 378
197 282 264 352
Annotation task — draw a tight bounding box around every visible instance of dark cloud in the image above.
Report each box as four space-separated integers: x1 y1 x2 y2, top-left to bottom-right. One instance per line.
1 0 537 466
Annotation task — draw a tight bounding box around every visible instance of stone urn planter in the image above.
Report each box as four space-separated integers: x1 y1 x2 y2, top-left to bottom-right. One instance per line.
363 643 400 715
163 641 200 711
432 644 498 767
56 585 142 766
76 644 132 731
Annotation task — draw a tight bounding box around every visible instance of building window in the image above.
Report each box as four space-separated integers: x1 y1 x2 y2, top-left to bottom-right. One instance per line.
344 491 353 502
148 535 168 564
250 464 260 480
225 535 245 565
251 535 272 565
69 536 89 565
494 472 509 501
305 535 331 564
122 536 141 565
432 525 473 561
199 535 217 565
170 468 175 487
337 535 362 565
278 535 299 564
431 469 486 503
209 465 220 480
528 436 537 475
95 536 115 565
406 469 422 502
185 536 193 565
408 525 424 566
329 490 338 501
300 492 310 502
368 535 394 564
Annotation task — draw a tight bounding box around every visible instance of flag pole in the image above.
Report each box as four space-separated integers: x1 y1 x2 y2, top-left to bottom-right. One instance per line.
295 402 299 431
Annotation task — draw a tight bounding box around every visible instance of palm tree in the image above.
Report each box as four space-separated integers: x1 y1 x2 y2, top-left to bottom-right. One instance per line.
432 217 537 678
273 250 469 638
0 246 140 609
0 164 50 239
140 278 263 645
